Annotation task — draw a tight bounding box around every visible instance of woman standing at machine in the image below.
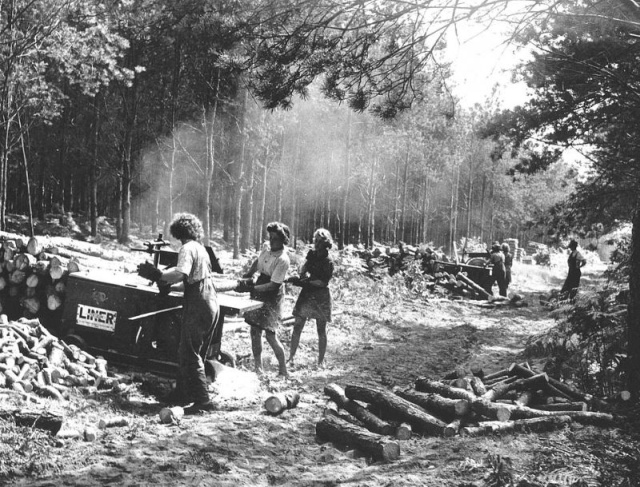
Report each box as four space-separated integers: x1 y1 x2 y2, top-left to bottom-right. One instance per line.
240 222 291 377
288 228 334 368
137 212 218 413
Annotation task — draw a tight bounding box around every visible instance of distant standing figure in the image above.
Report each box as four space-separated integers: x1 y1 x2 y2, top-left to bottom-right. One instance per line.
242 222 291 377
501 243 513 293
489 242 507 297
560 239 587 296
288 229 335 368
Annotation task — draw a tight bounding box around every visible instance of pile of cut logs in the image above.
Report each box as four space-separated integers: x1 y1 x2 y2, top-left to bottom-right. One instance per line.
316 363 616 462
0 316 116 401
0 236 80 323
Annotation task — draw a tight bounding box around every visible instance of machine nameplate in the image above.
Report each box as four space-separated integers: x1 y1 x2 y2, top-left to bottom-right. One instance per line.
76 304 117 332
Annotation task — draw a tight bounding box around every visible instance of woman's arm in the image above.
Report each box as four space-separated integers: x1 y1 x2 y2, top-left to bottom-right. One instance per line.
243 259 258 279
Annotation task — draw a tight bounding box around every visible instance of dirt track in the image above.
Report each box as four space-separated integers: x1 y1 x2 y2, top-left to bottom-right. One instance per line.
3 252 637 487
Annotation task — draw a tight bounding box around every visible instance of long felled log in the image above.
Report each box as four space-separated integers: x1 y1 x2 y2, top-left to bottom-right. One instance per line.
471 399 512 422
393 386 471 422
498 402 615 425
461 415 572 437
532 402 588 412
482 373 549 402
414 377 476 402
508 363 609 410
325 383 394 435
345 384 446 436
456 272 491 299
316 412 400 462
0 409 63 434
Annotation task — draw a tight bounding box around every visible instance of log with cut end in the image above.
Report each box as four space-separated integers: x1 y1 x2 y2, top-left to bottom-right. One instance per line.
508 363 608 410
393 386 470 421
264 391 300 415
345 384 446 436
414 377 476 402
394 422 412 440
316 412 400 462
482 373 549 402
324 383 394 435
461 415 573 437
469 376 487 396
49 265 65 280
14 253 36 271
47 294 63 311
98 417 129 429
456 272 491 299
531 402 588 412
26 237 43 257
444 418 463 437
471 399 512 422
442 367 469 381
0 409 63 435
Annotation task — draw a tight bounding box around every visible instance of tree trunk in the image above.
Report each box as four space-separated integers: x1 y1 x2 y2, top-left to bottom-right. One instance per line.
339 111 352 249
324 383 395 435
628 198 640 399
461 415 572 437
393 386 471 422
316 412 400 462
345 384 446 435
0 409 63 435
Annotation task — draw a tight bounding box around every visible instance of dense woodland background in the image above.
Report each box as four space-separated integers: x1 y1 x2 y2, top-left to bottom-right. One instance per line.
3 0 640 393
1 0 581 256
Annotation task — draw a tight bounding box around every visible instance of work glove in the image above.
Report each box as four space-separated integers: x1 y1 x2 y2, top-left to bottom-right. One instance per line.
235 278 254 293
137 261 163 282
157 280 172 296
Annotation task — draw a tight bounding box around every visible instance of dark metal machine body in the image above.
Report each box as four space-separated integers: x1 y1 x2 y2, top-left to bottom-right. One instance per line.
59 238 259 377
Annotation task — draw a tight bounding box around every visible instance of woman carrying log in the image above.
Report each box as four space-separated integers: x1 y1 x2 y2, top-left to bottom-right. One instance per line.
240 222 291 377
560 239 587 297
288 228 335 368
137 213 218 413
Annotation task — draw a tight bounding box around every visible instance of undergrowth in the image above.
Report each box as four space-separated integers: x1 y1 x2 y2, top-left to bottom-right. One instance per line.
525 237 630 399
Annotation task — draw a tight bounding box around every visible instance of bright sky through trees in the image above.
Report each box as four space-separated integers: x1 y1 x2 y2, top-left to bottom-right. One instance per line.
446 20 531 108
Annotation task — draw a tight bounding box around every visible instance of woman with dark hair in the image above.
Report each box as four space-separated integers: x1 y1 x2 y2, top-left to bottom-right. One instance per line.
137 212 218 413
561 239 587 296
241 222 291 377
288 228 335 368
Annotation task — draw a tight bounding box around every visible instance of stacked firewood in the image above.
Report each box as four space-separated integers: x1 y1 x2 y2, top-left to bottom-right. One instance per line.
0 236 80 322
0 316 117 401
316 363 615 462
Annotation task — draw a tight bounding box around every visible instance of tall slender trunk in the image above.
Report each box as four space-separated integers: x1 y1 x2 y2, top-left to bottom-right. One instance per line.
89 92 101 237
392 159 400 243
400 149 409 242
627 198 640 399
340 111 352 248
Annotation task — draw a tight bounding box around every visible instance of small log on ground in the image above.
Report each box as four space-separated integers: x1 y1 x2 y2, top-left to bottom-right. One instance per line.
531 402 588 412
442 367 469 380
394 386 470 421
508 363 608 409
394 422 412 440
471 399 512 421
414 377 476 402
0 409 63 435
444 418 463 437
469 376 487 396
481 368 510 383
461 415 572 437
316 412 400 462
324 383 394 435
264 391 300 415
345 384 446 436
